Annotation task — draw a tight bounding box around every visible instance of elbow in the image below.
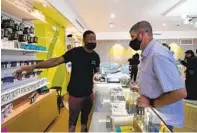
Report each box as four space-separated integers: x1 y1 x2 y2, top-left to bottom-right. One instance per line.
179 88 187 99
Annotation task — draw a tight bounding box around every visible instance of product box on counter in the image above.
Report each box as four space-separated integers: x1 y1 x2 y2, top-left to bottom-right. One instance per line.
111 103 128 116
111 115 142 132
110 87 127 116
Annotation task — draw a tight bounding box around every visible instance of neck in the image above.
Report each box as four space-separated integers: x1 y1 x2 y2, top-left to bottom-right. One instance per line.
141 37 153 51
84 47 93 53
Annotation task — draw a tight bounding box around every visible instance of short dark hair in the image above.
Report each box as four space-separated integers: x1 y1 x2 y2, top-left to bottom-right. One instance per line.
162 43 171 50
83 30 95 39
185 50 195 57
135 53 139 58
130 21 153 35
67 34 72 37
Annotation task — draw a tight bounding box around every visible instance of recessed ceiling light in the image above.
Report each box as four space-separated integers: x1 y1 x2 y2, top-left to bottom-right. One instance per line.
110 24 114 28
111 14 115 18
181 14 187 19
162 23 166 26
109 23 114 28
184 19 189 24
194 22 197 28
42 3 47 7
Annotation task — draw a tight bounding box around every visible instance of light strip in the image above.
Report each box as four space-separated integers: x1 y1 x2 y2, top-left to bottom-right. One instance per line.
162 0 188 16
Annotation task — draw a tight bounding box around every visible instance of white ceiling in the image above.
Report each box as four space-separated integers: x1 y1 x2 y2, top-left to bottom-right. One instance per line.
66 0 197 32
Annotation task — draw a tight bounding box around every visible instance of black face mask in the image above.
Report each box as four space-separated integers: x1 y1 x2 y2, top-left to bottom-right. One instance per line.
129 35 141 51
85 43 96 50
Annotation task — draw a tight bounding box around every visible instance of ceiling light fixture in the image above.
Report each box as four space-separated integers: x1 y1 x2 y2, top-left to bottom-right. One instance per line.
190 22 193 25
181 14 187 19
43 3 47 8
162 23 166 26
42 0 48 8
110 24 114 28
194 22 197 28
184 19 190 24
182 15 197 27
110 14 116 19
162 0 187 16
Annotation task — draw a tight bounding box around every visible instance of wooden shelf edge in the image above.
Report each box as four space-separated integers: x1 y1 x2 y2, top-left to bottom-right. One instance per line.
1 90 56 125
1 48 48 53
1 78 49 106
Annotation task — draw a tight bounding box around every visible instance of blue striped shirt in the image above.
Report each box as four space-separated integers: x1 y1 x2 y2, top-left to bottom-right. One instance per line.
139 39 184 127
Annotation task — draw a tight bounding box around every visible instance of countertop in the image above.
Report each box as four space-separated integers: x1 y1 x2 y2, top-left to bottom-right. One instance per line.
183 99 197 108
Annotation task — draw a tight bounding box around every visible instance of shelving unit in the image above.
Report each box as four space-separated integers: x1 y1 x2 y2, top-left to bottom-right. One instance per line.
1 0 56 132
1 0 46 23
1 78 49 106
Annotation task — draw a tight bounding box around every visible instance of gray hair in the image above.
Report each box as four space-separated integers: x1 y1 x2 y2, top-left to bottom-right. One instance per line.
130 21 153 36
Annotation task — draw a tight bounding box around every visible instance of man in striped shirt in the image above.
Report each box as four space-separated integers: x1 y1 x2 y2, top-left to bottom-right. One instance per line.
129 21 187 130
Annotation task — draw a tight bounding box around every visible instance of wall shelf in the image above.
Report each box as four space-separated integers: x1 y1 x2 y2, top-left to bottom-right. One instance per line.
1 0 46 23
1 77 38 91
1 78 49 106
1 90 56 125
1 48 48 53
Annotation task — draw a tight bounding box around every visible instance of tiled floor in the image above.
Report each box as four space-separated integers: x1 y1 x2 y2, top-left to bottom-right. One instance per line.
46 107 93 132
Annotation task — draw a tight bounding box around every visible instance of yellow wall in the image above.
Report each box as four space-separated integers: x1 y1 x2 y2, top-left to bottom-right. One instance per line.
35 16 68 95
108 43 141 64
33 3 81 95
169 43 183 59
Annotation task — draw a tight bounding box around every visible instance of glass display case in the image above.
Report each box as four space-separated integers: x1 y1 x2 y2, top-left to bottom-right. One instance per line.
90 84 171 132
100 62 122 75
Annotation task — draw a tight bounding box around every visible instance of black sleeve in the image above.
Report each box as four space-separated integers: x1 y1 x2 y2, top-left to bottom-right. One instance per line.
96 54 100 68
94 54 100 73
137 59 140 65
62 49 74 63
180 60 187 67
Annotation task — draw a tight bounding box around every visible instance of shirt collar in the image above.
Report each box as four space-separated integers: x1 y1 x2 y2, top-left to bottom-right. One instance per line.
141 39 155 58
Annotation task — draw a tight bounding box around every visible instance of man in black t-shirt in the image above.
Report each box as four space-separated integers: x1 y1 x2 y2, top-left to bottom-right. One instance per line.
180 50 197 100
15 30 100 132
128 53 140 82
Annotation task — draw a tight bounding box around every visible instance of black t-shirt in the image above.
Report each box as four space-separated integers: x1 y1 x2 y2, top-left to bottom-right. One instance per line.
62 47 100 97
128 58 140 68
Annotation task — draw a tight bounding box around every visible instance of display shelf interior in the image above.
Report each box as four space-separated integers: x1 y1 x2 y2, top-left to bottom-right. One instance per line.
1 90 55 125
1 68 40 78
1 0 46 22
1 67 21 78
1 77 37 90
1 47 48 53
1 78 49 106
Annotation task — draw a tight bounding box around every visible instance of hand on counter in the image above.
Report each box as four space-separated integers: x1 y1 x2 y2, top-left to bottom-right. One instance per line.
130 86 139 93
131 86 140 93
137 96 151 108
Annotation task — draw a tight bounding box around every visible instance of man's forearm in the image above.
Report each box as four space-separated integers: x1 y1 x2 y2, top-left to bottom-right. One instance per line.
33 57 61 69
154 88 187 108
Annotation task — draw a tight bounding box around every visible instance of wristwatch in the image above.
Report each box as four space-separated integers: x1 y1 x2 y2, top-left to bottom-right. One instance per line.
149 99 155 107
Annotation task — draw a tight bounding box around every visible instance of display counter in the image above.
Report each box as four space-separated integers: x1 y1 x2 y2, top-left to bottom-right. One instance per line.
89 83 171 132
183 99 197 131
